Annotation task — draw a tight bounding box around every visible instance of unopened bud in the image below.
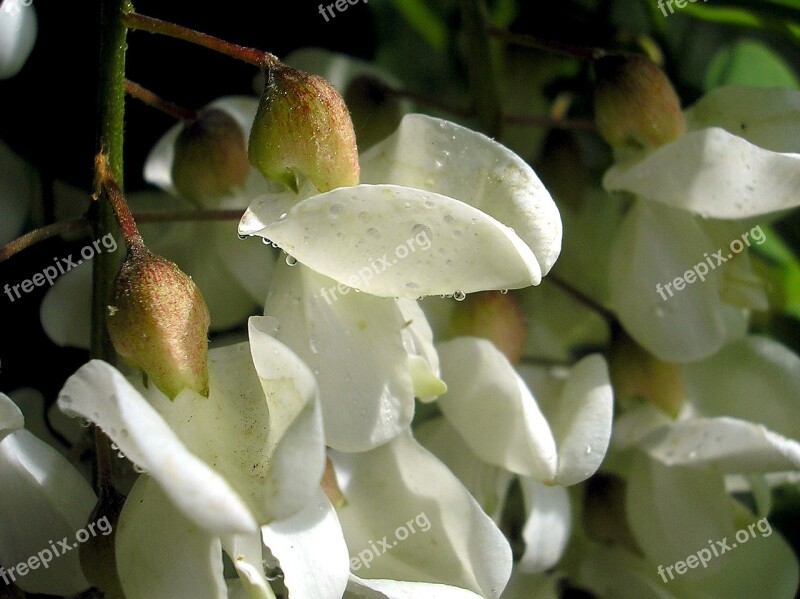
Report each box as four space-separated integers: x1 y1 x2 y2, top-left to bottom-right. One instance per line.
449 291 527 363
609 330 684 416
248 64 359 192
108 244 210 399
593 54 685 149
171 108 249 205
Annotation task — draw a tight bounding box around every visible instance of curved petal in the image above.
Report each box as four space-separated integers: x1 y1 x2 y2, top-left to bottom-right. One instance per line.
517 478 571 573
346 576 487 599
359 114 562 275
683 335 800 442
261 490 350 599
222 532 273 599
604 127 800 219
0 392 24 437
609 201 726 362
213 222 274 306
538 354 614 486
117 477 228 599
0 1 36 79
0 139 36 246
57 360 257 535
641 416 800 473
240 183 542 296
684 85 800 153
397 299 446 401
0 429 96 595
330 432 512 599
264 261 415 452
40 261 92 349
416 418 513 520
436 337 557 481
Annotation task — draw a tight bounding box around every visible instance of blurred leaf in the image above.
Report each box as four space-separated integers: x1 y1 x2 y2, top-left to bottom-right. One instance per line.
682 3 800 44
388 0 449 50
751 225 800 320
705 39 800 90
488 0 519 28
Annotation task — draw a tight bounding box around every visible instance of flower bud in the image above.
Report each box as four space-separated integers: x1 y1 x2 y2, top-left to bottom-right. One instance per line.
449 291 527 363
248 64 359 192
171 108 249 205
593 54 685 149
107 244 210 399
609 330 684 416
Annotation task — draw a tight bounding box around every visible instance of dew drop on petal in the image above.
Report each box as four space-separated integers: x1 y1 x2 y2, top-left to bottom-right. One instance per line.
262 238 271 245
443 214 455 224
454 290 466 301
278 212 288 221
285 254 298 267
79 418 92 428
500 289 508 294
238 234 248 240
585 445 592 455
133 463 148 474
366 227 381 240
329 203 344 217
357 211 370 223
110 442 119 451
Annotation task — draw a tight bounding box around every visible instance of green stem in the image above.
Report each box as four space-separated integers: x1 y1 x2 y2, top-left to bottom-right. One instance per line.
458 0 502 136
124 12 280 68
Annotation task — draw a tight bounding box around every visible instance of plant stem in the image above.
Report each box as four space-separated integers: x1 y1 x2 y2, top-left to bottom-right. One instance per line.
547 273 616 323
486 24 606 61
95 153 144 249
124 11 279 68
0 219 90 262
458 0 502 136
125 79 198 121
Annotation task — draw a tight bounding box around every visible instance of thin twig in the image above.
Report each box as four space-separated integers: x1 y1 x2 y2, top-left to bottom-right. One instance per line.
486 24 607 61
0 219 90 263
125 79 198 121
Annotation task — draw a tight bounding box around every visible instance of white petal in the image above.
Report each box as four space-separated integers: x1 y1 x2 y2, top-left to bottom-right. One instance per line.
241 183 542 296
501 570 561 599
436 337 557 480
683 335 800 441
538 354 614 486
346 576 487 599
117 477 229 599
213 222 274 306
575 544 679 599
604 127 800 219
264 261 415 452
0 139 36 246
58 360 257 534
641 416 800 473
0 392 24 437
397 298 446 401
625 453 735 572
331 432 512 599
517 478 571 573
222 532 273 599
609 201 726 362
416 418 513 520
261 490 350 599
0 429 95 595
0 1 36 79
40 261 92 349
360 114 562 274
684 85 800 153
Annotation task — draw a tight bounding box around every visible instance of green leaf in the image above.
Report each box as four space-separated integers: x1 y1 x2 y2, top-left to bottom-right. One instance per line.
751 225 800 320
705 39 800 90
388 0 449 50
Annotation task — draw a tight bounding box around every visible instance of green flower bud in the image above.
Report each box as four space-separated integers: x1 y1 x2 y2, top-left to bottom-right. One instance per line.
171 108 249 205
594 54 685 149
108 244 210 399
449 290 527 363
248 64 359 192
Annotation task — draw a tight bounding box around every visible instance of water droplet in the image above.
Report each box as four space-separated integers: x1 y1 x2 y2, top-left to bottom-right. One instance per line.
271 242 279 248
278 212 288 221
329 203 344 217
424 200 435 209
585 445 592 455
133 463 147 474
358 211 370 223
309 338 320 354
261 238 271 245
406 282 420 290
443 214 455 224
285 254 298 266
110 442 119 451
454 290 466 301
238 234 248 240
117 451 126 459
500 289 508 294
366 227 381 240
411 223 430 237
79 418 92 428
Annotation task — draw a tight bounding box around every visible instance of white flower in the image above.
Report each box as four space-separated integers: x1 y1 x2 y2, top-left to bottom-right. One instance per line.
0 0 36 80
0 392 96 596
56 317 327 598
0 138 38 247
